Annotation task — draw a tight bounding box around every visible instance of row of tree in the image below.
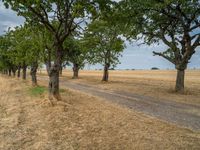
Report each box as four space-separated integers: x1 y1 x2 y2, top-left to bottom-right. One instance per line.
0 0 124 101
0 21 124 81
0 0 199 101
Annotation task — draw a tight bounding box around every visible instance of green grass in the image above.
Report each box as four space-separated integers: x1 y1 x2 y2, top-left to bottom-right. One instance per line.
29 86 66 96
60 89 66 93
29 86 46 96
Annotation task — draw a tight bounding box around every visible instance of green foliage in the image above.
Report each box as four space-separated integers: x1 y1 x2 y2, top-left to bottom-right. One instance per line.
0 22 46 74
63 37 89 69
0 34 15 71
83 19 125 68
116 0 200 69
2 0 115 73
2 0 114 42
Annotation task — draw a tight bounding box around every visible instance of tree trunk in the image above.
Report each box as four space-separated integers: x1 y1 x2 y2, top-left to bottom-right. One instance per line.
30 62 38 86
49 64 61 100
175 69 185 92
59 66 63 76
102 63 109 81
45 47 51 76
48 45 62 101
17 66 21 78
72 63 79 79
22 62 27 80
8 69 11 76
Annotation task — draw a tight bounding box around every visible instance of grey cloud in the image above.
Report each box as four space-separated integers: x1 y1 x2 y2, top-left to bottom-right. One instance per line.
0 2 25 35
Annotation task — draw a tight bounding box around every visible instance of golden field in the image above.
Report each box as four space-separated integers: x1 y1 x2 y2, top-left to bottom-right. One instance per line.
0 75 200 149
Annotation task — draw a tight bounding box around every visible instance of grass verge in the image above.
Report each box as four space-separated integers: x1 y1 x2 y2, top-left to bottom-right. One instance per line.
28 86 46 96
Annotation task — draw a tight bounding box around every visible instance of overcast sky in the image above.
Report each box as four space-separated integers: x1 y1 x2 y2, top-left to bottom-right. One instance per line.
0 2 200 70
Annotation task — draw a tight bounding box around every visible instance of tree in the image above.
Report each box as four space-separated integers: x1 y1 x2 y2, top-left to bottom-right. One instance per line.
0 30 21 77
117 0 200 92
64 38 88 79
9 25 42 85
0 35 15 75
11 26 30 80
84 20 125 81
3 0 113 100
27 26 44 86
0 24 43 86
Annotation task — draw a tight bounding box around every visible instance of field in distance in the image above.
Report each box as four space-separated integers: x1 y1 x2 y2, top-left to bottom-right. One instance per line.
39 69 200 105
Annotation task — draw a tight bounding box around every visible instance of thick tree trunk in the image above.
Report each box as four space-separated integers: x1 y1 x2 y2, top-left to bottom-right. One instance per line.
8 69 12 76
30 62 38 86
17 66 21 78
72 63 79 79
49 64 60 100
102 63 109 81
48 45 62 101
22 62 27 80
175 69 185 92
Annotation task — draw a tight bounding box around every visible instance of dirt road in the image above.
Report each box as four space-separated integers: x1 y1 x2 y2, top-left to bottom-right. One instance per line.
39 76 200 131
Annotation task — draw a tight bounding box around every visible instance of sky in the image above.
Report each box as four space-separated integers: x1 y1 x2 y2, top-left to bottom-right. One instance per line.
0 2 200 70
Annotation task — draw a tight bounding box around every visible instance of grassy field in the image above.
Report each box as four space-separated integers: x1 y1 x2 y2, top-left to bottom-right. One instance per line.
39 69 200 105
0 76 200 149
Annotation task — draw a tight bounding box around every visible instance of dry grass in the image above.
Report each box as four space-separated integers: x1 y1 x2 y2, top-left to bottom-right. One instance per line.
0 75 200 149
49 69 200 105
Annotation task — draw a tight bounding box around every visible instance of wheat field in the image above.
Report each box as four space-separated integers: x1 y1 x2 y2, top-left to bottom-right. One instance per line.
0 75 200 149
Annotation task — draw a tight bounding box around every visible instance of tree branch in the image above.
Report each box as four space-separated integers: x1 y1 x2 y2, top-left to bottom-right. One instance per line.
28 6 56 34
192 35 200 49
153 51 175 64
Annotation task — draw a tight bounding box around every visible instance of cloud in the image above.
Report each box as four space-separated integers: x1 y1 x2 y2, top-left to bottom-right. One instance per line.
0 2 25 35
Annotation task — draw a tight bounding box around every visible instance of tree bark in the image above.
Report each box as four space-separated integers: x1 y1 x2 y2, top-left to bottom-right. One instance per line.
8 69 11 76
49 64 61 100
17 66 21 78
22 62 27 80
175 69 185 92
30 61 38 86
59 66 63 76
72 63 79 79
102 63 109 81
48 45 62 101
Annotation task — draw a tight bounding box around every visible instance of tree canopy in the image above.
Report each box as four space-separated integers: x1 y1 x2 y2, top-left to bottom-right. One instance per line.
115 0 200 91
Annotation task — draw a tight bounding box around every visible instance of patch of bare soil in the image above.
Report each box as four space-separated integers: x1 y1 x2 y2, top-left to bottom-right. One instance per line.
0 76 200 149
